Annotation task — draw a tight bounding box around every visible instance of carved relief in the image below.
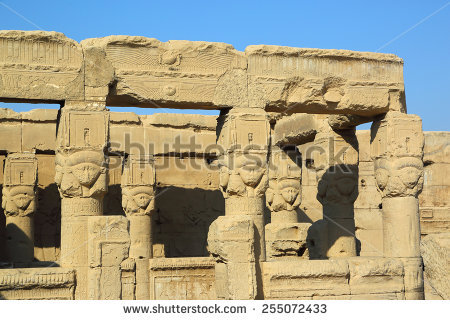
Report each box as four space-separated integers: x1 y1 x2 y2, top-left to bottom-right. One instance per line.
266 149 302 213
121 156 156 216
371 112 425 198
0 30 83 101
219 151 268 198
55 150 107 198
2 153 38 217
374 157 424 198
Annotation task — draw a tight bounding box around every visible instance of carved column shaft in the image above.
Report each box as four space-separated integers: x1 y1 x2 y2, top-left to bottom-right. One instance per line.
371 112 424 257
121 155 156 300
371 111 425 300
313 119 359 258
265 147 310 260
2 153 37 264
208 109 269 300
55 108 109 299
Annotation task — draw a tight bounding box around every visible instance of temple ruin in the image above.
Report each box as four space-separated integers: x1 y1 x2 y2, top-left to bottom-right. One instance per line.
0 30 448 300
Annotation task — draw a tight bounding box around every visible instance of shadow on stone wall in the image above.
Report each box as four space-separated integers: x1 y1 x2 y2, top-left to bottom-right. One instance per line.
308 164 360 259
104 184 125 216
34 183 61 262
153 186 225 257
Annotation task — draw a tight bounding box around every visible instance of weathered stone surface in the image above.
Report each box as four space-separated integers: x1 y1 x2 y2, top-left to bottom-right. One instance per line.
0 29 447 301
0 31 84 102
246 45 404 115
328 114 373 130
273 114 317 146
0 267 75 299
82 36 248 109
421 233 450 299
149 257 216 300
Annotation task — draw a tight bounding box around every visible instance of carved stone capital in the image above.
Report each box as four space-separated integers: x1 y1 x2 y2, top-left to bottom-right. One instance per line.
218 151 268 199
371 112 424 198
2 185 36 217
121 186 155 216
55 150 108 199
121 155 156 216
374 156 423 198
2 153 38 217
266 148 302 217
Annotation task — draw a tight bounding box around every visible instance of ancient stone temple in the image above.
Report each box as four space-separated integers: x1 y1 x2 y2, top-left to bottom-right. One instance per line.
0 30 448 300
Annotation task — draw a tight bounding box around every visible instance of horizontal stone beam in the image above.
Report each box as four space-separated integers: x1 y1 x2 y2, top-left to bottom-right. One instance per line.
0 31 83 102
0 31 405 116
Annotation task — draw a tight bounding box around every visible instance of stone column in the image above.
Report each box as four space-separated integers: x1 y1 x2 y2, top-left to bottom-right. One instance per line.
371 111 424 299
55 107 109 299
265 147 311 259
312 119 359 257
208 109 269 299
121 155 156 300
1 153 37 264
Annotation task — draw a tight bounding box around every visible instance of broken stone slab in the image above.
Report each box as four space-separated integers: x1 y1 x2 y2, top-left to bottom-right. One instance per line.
273 114 317 146
143 113 217 130
246 45 404 115
0 30 84 102
81 36 248 109
109 111 141 125
328 114 374 130
262 259 351 299
348 257 404 295
0 108 21 120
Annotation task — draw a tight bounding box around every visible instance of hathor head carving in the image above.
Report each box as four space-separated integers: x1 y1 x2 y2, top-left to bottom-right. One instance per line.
219 152 268 198
55 150 107 198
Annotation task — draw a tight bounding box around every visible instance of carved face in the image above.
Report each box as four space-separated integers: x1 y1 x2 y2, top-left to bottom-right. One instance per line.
375 157 423 197
238 164 264 187
12 192 33 210
397 166 422 189
133 193 152 209
71 163 101 187
280 187 299 205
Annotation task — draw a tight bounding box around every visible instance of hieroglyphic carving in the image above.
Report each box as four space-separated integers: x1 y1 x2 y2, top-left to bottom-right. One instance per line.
87 216 130 300
0 267 76 300
149 258 215 300
81 36 248 108
0 31 83 101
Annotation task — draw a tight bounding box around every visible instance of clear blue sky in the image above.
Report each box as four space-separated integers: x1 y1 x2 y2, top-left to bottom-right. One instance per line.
1 0 449 131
